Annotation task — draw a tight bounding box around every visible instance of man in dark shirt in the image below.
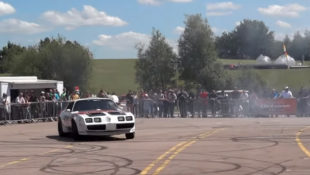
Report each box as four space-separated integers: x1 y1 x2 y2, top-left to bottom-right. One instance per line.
209 90 218 117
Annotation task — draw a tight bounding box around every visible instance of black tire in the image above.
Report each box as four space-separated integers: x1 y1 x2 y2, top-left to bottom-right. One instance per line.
125 132 135 139
72 120 81 140
58 119 65 137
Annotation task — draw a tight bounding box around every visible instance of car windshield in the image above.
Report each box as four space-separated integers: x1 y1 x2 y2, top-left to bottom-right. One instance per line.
73 99 118 111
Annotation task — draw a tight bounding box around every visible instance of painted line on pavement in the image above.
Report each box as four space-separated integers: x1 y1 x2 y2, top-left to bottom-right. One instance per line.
0 145 73 169
140 129 222 175
296 126 310 157
0 158 29 169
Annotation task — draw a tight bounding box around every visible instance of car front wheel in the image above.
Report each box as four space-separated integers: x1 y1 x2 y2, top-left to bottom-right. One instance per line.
72 120 81 140
58 119 65 137
125 132 135 139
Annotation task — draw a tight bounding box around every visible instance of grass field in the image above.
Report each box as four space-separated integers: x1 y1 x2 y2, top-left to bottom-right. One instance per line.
229 69 310 92
89 59 138 95
89 58 310 95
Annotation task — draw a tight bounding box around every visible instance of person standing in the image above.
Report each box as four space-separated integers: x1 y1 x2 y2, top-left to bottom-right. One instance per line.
1 93 10 120
167 90 177 118
16 92 26 119
279 86 293 98
111 92 119 104
209 90 218 117
178 89 188 118
199 90 208 117
126 90 134 113
71 90 80 100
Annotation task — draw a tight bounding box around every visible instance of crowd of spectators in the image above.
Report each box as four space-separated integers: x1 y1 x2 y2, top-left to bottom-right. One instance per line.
122 86 310 118
1 86 310 121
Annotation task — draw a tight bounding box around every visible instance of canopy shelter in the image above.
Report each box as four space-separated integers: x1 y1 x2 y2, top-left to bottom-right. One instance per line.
0 76 63 103
256 54 271 64
274 54 296 66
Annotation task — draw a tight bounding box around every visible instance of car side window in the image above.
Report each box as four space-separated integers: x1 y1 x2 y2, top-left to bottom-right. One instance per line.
66 102 74 111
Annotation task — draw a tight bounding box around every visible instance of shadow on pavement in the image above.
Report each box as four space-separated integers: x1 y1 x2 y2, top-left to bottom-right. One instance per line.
46 135 126 142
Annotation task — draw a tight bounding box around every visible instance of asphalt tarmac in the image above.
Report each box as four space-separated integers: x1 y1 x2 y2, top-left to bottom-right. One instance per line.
0 117 309 175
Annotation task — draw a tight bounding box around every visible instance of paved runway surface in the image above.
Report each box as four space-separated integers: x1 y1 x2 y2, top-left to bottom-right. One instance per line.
0 118 310 175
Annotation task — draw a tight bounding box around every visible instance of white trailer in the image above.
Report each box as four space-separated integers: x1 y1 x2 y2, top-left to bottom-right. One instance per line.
0 76 63 103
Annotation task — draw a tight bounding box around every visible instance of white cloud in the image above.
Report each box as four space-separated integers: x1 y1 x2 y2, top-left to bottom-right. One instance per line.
206 11 232 16
169 0 192 3
206 2 240 16
138 0 160 5
206 2 240 11
93 31 151 50
276 20 291 28
42 5 127 30
0 18 46 34
0 1 15 16
93 31 178 54
174 26 184 35
138 0 192 5
258 4 306 18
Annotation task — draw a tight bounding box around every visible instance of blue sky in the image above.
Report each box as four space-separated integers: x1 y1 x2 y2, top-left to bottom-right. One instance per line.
0 0 309 59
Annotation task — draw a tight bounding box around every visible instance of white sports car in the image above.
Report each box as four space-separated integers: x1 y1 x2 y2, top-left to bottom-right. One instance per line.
58 98 135 140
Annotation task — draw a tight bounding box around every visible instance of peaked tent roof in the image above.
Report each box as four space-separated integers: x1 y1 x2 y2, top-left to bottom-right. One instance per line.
274 54 296 66
256 54 271 64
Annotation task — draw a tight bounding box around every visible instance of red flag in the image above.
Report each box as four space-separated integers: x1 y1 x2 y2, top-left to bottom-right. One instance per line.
283 43 288 56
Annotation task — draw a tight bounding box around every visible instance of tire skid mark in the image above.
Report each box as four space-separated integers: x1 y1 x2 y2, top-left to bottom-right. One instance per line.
209 136 279 153
210 152 289 174
41 154 140 175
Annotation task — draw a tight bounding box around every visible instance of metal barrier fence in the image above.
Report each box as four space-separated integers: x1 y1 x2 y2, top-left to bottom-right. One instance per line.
0 101 69 121
129 97 310 118
0 97 309 122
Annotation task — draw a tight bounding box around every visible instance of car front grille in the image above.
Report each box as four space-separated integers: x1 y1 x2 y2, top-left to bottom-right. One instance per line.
87 125 106 130
116 123 135 129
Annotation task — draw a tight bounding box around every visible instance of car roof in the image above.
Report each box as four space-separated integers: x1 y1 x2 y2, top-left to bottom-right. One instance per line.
74 97 112 102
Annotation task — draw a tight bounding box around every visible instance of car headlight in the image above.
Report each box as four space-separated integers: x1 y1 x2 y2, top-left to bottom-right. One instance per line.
126 116 133 121
85 118 93 123
94 118 101 122
118 116 125 121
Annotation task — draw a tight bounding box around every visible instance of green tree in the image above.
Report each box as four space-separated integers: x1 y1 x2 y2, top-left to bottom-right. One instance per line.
9 37 93 92
178 14 217 84
216 19 275 59
288 31 310 61
178 14 228 90
0 42 26 73
197 62 229 90
135 29 177 90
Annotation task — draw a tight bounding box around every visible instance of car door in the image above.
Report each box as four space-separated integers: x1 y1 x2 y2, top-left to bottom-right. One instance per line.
63 102 74 127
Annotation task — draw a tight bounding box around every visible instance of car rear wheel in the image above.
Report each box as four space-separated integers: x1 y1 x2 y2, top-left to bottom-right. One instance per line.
58 119 65 137
125 132 135 139
72 121 81 140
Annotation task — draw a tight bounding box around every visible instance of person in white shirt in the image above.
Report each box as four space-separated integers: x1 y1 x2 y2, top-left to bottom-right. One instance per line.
279 86 293 99
111 92 119 104
16 92 26 104
1 93 10 120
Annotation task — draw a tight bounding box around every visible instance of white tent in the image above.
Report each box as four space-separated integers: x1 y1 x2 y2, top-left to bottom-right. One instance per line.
256 54 271 64
274 54 296 66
